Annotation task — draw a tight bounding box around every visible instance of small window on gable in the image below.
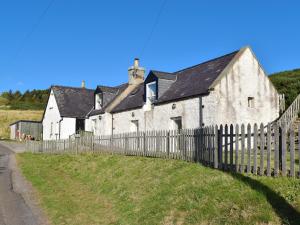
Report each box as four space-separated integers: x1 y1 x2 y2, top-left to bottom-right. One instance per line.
95 93 103 109
146 81 157 103
131 120 139 133
248 97 255 108
171 116 182 131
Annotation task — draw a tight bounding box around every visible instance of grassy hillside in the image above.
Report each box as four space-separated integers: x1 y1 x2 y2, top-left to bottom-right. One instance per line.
269 69 300 107
17 153 300 225
0 110 43 139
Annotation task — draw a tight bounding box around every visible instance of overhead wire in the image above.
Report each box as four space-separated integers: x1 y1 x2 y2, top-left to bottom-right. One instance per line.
139 0 168 58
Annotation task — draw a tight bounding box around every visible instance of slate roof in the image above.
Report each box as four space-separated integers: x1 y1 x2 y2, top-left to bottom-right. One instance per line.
157 50 238 103
88 83 129 116
52 86 95 118
111 50 239 113
111 84 144 113
151 70 176 80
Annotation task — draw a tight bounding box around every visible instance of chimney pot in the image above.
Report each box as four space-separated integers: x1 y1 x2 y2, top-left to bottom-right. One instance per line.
81 80 86 88
134 58 139 68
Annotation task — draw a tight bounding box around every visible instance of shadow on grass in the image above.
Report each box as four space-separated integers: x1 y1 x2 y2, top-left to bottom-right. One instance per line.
227 172 300 225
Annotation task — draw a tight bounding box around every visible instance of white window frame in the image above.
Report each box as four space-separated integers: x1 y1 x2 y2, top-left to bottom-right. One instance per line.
95 93 102 109
146 81 157 103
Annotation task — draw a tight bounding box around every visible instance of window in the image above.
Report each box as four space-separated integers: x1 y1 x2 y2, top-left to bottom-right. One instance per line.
131 120 139 133
92 119 97 133
248 97 255 108
146 81 157 103
50 122 53 137
171 117 182 131
95 93 103 109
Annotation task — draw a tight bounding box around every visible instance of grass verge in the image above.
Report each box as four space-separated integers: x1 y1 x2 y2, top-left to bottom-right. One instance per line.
17 153 300 225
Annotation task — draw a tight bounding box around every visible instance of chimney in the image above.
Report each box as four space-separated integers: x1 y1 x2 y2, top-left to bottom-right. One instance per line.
81 80 86 89
128 58 145 85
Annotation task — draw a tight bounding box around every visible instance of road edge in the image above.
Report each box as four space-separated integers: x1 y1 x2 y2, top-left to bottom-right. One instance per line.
9 153 50 225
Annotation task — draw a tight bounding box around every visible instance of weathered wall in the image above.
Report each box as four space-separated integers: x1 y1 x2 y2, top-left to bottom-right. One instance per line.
19 122 42 140
204 47 279 126
112 98 202 134
86 113 112 136
10 124 16 140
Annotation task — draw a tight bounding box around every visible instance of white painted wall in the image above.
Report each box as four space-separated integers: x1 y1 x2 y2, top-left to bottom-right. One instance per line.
112 98 201 134
202 47 279 126
10 124 16 140
60 118 76 139
42 90 76 140
86 113 112 136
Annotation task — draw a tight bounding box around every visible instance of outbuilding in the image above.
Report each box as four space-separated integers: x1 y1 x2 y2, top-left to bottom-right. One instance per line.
10 120 42 140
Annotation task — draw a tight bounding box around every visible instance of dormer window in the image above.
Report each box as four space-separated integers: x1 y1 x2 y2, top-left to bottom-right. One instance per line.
95 93 103 109
146 81 157 103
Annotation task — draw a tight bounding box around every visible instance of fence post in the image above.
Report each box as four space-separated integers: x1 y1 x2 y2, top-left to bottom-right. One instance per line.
235 124 239 172
224 125 228 170
218 125 223 169
214 125 218 169
267 123 271 177
281 123 287 176
247 124 251 174
166 131 170 158
253 123 258 175
274 124 279 176
290 127 295 177
229 125 234 171
241 124 245 173
259 123 265 176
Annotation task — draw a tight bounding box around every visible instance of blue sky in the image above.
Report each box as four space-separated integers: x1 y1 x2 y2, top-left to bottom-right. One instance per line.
0 0 299 92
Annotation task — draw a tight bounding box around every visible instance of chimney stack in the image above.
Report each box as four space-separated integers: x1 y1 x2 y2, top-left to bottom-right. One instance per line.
81 80 86 89
134 58 139 68
128 58 145 85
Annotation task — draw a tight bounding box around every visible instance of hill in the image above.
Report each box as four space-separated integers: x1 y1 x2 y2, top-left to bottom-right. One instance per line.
18 153 300 225
0 89 49 110
269 69 300 107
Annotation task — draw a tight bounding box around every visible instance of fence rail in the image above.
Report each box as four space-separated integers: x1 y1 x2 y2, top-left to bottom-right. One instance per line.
26 122 300 178
277 93 300 128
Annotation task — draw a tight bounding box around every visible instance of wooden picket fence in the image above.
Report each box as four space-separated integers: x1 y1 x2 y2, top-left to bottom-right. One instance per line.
26 122 300 178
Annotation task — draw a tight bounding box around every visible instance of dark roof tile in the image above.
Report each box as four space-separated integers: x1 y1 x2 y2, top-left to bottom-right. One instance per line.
52 86 94 118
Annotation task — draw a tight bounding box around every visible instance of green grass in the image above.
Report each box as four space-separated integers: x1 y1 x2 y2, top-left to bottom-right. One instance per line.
17 153 300 225
269 69 300 107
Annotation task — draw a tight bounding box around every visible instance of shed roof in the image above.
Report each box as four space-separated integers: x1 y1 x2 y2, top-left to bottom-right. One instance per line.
9 120 42 126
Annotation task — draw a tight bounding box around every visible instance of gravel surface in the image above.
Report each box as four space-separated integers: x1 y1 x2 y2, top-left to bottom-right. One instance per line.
0 142 48 225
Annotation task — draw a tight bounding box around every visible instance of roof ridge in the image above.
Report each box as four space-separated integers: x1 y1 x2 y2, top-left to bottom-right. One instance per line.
174 50 240 74
151 70 173 74
52 85 94 91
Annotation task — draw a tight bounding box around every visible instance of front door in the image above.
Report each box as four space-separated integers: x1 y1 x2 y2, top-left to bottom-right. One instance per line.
76 119 85 133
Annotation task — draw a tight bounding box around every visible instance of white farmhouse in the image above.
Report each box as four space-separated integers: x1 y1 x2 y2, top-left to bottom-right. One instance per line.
86 46 281 135
42 85 94 140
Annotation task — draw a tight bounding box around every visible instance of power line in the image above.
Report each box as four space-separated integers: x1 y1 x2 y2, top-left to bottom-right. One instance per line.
11 0 56 62
140 0 168 58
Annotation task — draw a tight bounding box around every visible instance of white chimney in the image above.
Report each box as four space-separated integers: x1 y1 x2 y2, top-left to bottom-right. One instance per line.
128 58 145 85
81 80 86 88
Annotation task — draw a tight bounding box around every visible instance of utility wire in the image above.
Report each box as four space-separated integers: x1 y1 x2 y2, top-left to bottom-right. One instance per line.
140 0 168 58
11 0 56 62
